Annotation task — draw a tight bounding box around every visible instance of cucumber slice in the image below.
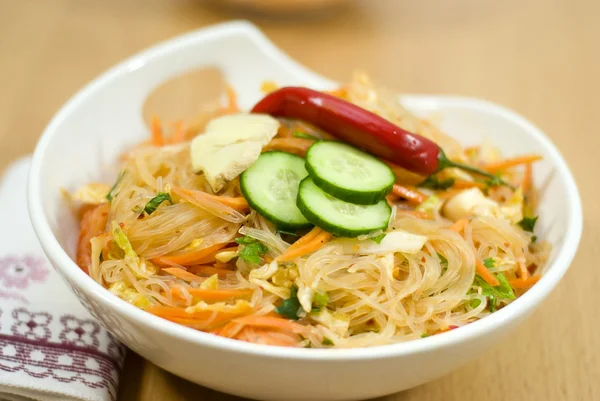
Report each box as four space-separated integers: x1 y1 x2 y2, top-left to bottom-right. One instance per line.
305 141 395 205
297 177 391 237
240 151 312 230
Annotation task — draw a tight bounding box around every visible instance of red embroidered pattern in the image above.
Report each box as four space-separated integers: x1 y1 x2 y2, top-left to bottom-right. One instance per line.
0 255 49 305
0 306 124 401
0 255 48 289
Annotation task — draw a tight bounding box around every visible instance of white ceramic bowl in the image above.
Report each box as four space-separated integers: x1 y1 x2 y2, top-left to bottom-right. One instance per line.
28 21 582 401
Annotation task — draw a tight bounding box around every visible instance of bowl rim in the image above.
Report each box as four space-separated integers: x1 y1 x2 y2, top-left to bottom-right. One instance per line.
28 20 583 361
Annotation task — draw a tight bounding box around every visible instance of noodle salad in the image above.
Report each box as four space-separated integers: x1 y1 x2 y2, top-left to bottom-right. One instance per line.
69 73 549 348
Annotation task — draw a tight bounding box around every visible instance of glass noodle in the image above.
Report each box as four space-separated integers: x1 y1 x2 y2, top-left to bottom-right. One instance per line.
73 73 549 348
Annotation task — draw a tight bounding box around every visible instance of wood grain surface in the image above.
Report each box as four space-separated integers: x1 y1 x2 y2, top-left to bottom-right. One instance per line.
0 1 598 400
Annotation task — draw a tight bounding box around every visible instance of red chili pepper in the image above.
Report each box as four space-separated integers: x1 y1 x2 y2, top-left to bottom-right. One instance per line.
252 87 507 184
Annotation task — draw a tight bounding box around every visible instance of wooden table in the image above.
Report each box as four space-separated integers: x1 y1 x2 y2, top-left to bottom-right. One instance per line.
1 1 598 400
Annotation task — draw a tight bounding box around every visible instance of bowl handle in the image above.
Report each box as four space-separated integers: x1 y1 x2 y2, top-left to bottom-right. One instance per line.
131 21 336 110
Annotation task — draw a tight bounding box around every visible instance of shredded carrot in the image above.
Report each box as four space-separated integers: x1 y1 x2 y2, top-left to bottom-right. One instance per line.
152 243 227 266
436 189 464 201
522 162 533 194
390 184 428 205
233 327 299 346
151 116 165 146
145 305 196 319
396 210 434 220
159 316 231 330
509 276 541 289
161 267 204 283
382 160 425 185
453 180 486 189
263 138 314 156
216 315 306 346
475 259 500 286
276 125 295 138
187 264 233 278
171 121 185 143
276 231 332 262
171 186 249 212
484 154 542 173
232 315 307 334
450 219 468 233
285 227 322 252
215 320 244 338
171 286 253 302
216 85 239 115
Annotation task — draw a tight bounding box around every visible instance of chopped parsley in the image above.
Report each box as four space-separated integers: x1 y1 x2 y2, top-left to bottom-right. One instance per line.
420 333 431 338
518 216 538 232
483 257 496 269
235 236 268 265
419 175 455 190
312 291 329 310
235 236 258 245
471 272 515 312
276 285 301 320
143 192 172 215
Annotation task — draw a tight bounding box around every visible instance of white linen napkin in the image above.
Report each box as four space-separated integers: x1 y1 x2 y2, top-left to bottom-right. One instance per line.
0 157 125 401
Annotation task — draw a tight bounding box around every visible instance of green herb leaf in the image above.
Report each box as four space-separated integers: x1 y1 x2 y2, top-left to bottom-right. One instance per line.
420 333 430 338
235 236 259 245
518 216 538 232
532 235 538 243
293 131 319 140
143 192 172 215
235 236 268 265
106 171 126 201
495 272 516 299
472 272 515 312
371 233 386 244
483 257 496 269
276 286 301 320
419 175 455 190
313 291 329 309
322 337 335 346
